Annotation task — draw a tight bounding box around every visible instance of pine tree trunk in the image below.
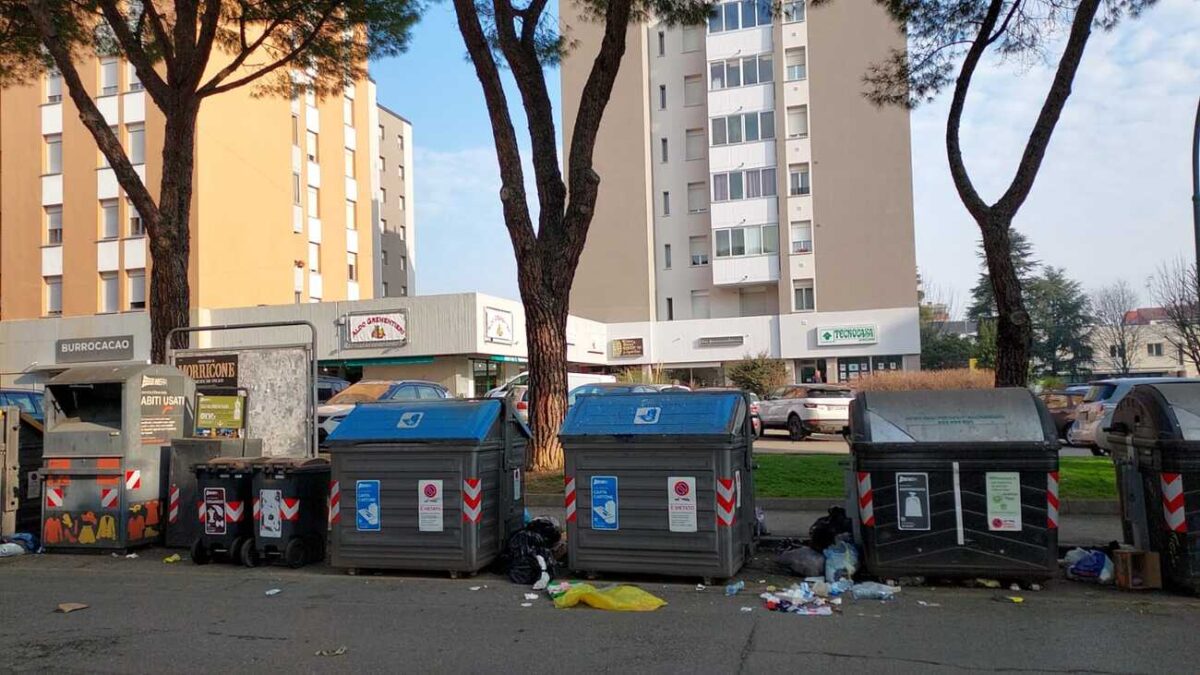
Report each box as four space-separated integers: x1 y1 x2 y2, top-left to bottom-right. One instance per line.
523 296 569 471
980 218 1031 387
148 101 198 363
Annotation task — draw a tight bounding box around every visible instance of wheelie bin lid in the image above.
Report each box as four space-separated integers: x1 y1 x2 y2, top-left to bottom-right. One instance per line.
559 391 745 438
325 399 529 445
195 456 256 472
1116 381 1200 442
850 388 1057 446
254 457 330 473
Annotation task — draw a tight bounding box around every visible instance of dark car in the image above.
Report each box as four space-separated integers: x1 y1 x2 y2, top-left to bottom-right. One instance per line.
317 379 450 443
1039 389 1085 440
566 382 690 406
0 388 44 423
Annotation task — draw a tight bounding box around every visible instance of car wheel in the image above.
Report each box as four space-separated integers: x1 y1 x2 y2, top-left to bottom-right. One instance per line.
1090 445 1107 457
787 414 808 442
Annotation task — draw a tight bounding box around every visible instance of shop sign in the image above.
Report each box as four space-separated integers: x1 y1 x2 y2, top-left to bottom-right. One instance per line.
176 354 239 388
484 307 515 344
346 311 407 347
56 335 134 363
610 338 644 358
817 324 879 346
697 335 744 348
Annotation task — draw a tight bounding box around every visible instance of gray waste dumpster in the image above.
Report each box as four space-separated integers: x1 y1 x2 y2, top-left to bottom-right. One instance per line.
1104 382 1200 593
40 365 194 551
559 391 756 581
850 388 1060 582
325 399 528 575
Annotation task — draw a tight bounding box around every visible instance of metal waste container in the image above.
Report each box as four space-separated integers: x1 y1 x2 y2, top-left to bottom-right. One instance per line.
1104 382 1200 593
246 458 330 568
325 399 528 575
559 391 756 581
850 388 1060 581
164 438 263 548
40 365 193 551
191 457 255 564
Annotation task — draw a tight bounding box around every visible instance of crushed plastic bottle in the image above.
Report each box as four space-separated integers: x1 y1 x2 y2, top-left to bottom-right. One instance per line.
725 580 746 596
851 581 899 601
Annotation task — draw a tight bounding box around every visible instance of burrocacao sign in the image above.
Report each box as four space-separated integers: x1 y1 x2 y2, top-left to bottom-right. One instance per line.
817 324 878 347
55 335 135 363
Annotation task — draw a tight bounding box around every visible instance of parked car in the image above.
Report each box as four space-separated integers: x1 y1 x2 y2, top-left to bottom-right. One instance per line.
1068 377 1192 454
486 371 617 398
565 382 690 406
1038 390 1085 440
317 380 450 443
758 384 853 441
316 375 351 403
0 388 44 423
506 385 530 425
698 388 763 438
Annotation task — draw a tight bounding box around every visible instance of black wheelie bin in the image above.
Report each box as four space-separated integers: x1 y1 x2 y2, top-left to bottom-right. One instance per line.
191 457 255 565
244 457 331 568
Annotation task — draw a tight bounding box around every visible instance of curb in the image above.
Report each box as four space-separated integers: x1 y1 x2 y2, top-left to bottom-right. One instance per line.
526 493 1121 514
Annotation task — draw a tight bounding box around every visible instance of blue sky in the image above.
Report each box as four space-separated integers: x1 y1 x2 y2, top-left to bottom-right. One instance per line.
372 0 1200 313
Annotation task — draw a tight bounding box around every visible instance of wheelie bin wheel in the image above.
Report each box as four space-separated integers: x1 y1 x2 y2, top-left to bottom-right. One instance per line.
284 538 307 569
239 538 260 568
191 539 210 565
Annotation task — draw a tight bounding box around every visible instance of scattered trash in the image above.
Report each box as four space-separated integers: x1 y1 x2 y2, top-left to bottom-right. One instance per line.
725 580 745 596
524 593 539 601
265 589 281 596
55 603 89 614
125 553 138 559
1064 548 1115 585
808 506 853 552
2 533 38 553
778 546 825 578
917 600 941 608
502 518 561 587
765 585 777 592
0 542 26 557
469 586 483 591
974 578 1002 589
162 553 182 564
851 582 899 601
315 647 348 657
740 606 754 613
549 583 667 611
824 541 859 583
757 579 766 584
695 584 707 592
1010 583 1021 591
897 576 926 587
811 581 831 598
520 603 533 608
1031 584 1043 592
1005 596 1025 604
760 582 837 616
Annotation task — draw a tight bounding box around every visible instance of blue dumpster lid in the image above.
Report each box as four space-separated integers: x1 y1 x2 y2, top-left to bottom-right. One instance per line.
326 399 521 443
559 392 743 437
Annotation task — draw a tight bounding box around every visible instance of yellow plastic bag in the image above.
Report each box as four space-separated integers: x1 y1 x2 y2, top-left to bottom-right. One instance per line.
551 584 667 611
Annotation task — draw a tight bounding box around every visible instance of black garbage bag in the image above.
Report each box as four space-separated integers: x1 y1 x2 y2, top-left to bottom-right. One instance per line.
501 517 561 585
808 506 853 552
777 545 825 578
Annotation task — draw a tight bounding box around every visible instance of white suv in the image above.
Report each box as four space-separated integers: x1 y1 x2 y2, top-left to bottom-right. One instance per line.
758 384 854 440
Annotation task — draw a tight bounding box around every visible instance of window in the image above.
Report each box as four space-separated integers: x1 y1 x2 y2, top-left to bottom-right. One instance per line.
46 71 62 103
382 250 389 266
1149 343 1165 357
712 167 775 202
683 74 704 106
657 31 666 56
789 163 811 196
666 297 674 320
787 105 809 138
304 86 316 108
380 187 387 205
100 272 119 313
1109 345 1121 358
345 200 356 229
740 288 768 317
709 54 772 90
306 130 318 162
664 244 672 269
401 285 408 296
659 84 667 110
685 128 705 160
786 47 807 81
715 224 778 257
45 134 62 174
691 290 710 319
400 225 407 240
660 138 669 163
128 200 144 236
307 186 319 215
710 112 775 146
292 172 301 205
344 148 356 177
399 165 405 180
46 206 63 245
662 191 671 216
398 195 406 211
793 279 815 312
128 269 146 310
380 155 386 172
378 124 384 140
790 220 813 254
381 218 388 231
100 199 119 239
708 0 771 32
689 236 709 266
100 58 118 96
397 134 404 150
127 123 145 164
399 256 407 271
308 242 321 271
45 276 62 315
291 114 299 145
347 252 358 281
98 125 116 167
687 182 707 213
682 25 704 52
783 0 806 23
128 63 142 91
343 97 354 125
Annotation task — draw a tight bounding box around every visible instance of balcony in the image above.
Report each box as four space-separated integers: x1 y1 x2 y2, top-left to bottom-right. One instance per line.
713 253 779 286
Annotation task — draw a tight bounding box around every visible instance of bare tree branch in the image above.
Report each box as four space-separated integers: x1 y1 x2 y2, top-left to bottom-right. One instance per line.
1092 280 1143 375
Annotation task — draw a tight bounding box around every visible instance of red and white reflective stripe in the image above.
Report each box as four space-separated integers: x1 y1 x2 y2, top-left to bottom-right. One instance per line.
1162 472 1187 533
1047 471 1060 530
168 485 180 524
716 478 736 527
226 501 245 523
282 497 301 521
125 470 141 491
857 472 875 527
564 476 577 523
100 488 119 510
253 497 262 521
46 486 64 508
462 478 482 523
328 480 341 525
197 501 205 523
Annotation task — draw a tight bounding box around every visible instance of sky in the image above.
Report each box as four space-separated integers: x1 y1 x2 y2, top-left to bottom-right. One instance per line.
371 0 1200 314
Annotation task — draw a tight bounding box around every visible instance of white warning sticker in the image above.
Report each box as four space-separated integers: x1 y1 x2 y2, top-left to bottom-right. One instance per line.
259 489 283 539
418 479 443 532
513 468 522 501
667 476 697 533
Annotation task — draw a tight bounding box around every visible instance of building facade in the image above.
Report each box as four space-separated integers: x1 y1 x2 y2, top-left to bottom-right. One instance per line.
1089 308 1199 379
375 105 415 298
562 0 919 385
0 53 379 321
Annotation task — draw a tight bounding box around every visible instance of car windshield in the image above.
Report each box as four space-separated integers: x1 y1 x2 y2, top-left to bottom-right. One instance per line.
1084 384 1118 403
326 382 393 405
808 389 853 399
2 392 39 414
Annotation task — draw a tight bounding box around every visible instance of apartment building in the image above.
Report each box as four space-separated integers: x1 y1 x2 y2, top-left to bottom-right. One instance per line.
562 0 919 384
1090 307 1198 379
0 53 378 321
375 105 416 297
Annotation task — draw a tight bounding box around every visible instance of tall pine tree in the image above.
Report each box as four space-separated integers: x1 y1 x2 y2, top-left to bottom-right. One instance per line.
967 230 1040 321
1028 267 1094 379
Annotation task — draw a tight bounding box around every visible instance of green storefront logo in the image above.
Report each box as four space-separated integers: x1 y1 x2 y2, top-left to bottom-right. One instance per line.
817 324 879 346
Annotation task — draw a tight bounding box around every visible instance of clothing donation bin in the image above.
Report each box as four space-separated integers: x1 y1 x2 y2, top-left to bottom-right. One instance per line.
245 457 330 568
558 391 756 581
325 399 528 576
191 457 255 565
40 365 193 551
850 388 1059 582
1104 382 1200 593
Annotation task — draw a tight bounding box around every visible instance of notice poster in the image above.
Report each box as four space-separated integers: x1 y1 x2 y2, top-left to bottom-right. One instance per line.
667 476 697 533
591 476 619 531
139 374 187 445
986 472 1023 532
259 489 283 539
418 480 443 532
895 473 931 531
203 487 226 536
356 480 382 532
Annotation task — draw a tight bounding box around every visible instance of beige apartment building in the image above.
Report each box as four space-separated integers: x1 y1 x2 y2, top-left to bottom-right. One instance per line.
0 53 380 321
562 0 919 384
376 105 416 298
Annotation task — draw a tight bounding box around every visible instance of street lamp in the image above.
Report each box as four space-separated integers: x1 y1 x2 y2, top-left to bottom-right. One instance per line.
1194 95 1200 288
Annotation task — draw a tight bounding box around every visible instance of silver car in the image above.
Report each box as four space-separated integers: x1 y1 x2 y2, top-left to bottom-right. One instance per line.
1068 377 1192 454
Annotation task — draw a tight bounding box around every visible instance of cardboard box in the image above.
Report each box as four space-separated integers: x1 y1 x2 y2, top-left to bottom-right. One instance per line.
1114 550 1162 590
